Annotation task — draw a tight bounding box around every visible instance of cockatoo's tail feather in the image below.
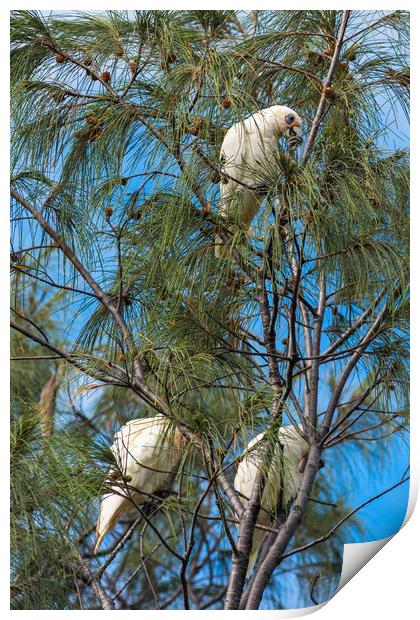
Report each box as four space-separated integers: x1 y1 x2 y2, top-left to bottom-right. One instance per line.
246 529 266 578
95 493 130 553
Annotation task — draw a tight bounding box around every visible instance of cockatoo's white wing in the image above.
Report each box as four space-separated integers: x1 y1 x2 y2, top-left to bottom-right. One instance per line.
95 415 183 552
219 128 261 233
112 415 182 498
220 111 279 200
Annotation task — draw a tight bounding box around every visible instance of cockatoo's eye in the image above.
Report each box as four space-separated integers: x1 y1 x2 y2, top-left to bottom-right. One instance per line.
285 114 295 125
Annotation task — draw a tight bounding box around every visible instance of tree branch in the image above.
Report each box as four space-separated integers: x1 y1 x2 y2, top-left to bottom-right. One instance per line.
300 11 351 165
11 320 126 386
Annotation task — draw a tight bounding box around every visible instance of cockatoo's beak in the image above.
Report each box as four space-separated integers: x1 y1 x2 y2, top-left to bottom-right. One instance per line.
287 124 303 148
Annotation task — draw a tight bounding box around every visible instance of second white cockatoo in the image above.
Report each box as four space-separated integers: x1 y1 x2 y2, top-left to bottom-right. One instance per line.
95 415 184 553
234 424 308 577
215 105 302 257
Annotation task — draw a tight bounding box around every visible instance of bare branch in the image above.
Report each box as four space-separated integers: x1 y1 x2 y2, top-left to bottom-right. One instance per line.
282 476 409 560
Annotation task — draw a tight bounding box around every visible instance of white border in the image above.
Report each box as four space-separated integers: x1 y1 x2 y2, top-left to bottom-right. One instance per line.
2 3 417 618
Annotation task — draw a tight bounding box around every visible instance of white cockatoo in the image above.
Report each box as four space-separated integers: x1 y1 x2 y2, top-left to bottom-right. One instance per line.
95 415 184 553
234 424 308 576
215 105 302 257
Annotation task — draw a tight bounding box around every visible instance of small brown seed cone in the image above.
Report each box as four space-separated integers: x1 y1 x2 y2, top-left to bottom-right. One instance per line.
220 97 232 110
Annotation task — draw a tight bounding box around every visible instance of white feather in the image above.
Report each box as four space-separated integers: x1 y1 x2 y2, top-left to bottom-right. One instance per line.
215 105 302 257
234 424 308 577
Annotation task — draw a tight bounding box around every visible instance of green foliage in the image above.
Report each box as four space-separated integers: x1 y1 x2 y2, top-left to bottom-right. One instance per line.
10 408 105 609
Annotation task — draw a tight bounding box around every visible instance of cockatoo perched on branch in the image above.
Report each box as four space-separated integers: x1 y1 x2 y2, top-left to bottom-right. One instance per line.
234 424 308 577
215 105 302 258
95 415 184 553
